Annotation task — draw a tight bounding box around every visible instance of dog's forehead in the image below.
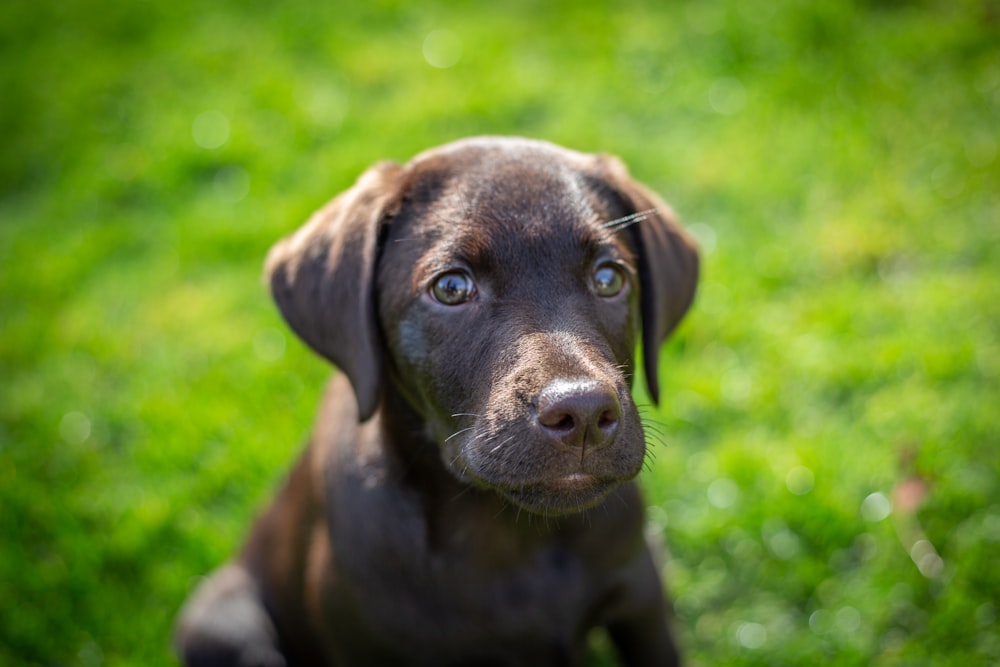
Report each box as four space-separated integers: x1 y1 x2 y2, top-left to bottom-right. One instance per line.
399 141 623 259
452 166 595 237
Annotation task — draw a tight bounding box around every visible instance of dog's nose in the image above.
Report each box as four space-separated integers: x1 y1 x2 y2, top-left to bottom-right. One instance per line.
536 380 621 449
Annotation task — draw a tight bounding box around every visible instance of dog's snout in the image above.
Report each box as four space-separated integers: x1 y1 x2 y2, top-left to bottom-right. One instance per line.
535 380 621 449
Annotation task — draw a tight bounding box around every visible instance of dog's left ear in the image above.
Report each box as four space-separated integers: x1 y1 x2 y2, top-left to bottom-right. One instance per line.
265 161 404 421
594 156 700 404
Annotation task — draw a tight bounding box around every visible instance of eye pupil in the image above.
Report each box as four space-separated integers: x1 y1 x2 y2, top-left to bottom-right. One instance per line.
594 264 625 297
432 272 474 305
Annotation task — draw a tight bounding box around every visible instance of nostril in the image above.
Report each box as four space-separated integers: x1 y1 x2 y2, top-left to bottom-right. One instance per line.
597 409 618 431
549 414 576 432
537 404 577 433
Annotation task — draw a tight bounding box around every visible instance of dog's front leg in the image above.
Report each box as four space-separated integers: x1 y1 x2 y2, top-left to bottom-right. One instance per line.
604 545 682 667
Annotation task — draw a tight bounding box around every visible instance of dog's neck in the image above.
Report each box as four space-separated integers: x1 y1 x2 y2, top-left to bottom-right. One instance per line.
375 385 474 497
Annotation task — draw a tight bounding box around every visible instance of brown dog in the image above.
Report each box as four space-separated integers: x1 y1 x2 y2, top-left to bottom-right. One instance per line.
174 137 698 666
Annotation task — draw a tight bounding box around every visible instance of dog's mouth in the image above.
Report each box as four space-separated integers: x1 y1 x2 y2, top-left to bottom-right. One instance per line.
442 417 647 516
548 472 600 491
467 471 624 516
501 474 621 516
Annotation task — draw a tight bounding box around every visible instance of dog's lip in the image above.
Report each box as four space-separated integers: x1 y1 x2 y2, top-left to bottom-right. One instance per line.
462 468 615 493
454 449 641 492
547 472 600 491
498 473 619 515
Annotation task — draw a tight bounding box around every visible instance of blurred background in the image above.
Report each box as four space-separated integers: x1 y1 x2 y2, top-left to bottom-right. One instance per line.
1 0 998 665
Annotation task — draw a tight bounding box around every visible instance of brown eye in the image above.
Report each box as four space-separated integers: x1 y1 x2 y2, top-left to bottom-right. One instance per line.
593 263 626 297
431 271 476 305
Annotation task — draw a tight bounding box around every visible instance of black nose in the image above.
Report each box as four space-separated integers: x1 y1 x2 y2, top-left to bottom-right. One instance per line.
535 380 621 449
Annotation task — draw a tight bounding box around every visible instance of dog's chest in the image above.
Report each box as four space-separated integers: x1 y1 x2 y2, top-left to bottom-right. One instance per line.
329 508 608 661
381 537 591 622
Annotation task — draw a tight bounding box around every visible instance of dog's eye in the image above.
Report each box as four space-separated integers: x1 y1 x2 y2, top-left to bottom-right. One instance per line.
431 271 476 305
593 263 626 297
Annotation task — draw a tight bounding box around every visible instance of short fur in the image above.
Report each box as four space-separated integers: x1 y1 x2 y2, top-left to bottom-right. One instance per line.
175 137 698 666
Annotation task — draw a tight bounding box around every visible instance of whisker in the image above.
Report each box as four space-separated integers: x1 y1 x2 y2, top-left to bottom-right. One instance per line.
489 435 516 455
641 420 665 431
449 484 475 503
470 429 498 450
444 426 476 443
642 431 667 449
601 208 657 232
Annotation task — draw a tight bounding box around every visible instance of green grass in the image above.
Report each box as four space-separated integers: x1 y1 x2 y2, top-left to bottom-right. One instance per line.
2 1 998 665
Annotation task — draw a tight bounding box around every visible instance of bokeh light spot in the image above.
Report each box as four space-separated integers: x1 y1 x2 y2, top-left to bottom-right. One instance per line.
911 539 944 578
708 477 740 509
423 30 463 69
720 368 753 405
709 77 747 115
809 609 831 635
60 411 91 445
192 110 230 149
861 492 891 522
736 622 767 649
835 606 862 633
763 518 802 560
785 465 815 495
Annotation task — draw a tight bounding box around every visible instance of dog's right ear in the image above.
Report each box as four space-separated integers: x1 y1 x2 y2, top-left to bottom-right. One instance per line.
265 161 404 421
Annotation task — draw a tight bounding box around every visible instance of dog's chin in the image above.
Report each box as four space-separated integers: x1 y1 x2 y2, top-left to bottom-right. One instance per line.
494 474 623 517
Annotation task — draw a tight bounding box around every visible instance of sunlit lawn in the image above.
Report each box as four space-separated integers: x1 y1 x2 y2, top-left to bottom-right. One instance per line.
1 1 998 665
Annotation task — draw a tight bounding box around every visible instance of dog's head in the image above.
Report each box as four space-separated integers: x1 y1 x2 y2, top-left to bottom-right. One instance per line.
267 137 698 515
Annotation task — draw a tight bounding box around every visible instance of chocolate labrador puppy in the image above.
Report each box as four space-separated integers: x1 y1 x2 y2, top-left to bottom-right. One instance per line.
174 136 698 666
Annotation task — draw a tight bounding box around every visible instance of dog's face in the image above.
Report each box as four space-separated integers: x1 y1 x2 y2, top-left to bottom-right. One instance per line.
377 144 645 514
267 137 698 515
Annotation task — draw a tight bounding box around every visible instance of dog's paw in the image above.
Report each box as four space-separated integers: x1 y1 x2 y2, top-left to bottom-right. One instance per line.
174 564 286 667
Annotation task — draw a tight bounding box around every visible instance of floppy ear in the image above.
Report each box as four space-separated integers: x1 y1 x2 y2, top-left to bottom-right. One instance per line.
597 156 699 404
265 161 404 421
